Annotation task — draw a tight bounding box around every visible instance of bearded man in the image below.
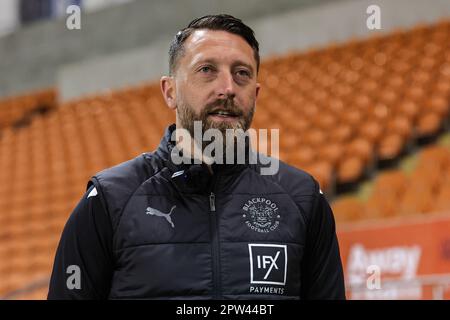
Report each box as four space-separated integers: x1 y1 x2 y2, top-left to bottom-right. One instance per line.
48 14 345 300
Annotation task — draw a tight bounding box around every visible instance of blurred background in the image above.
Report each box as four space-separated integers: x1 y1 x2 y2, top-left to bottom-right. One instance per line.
0 0 450 299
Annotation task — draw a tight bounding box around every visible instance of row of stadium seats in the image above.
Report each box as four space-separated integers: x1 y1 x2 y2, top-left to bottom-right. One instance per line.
253 21 450 191
332 142 450 222
0 89 56 130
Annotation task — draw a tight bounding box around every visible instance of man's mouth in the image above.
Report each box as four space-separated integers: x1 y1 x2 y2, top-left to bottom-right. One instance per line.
208 110 240 119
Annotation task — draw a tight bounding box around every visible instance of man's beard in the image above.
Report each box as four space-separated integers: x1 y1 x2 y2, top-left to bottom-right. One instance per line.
178 98 254 134
177 98 255 162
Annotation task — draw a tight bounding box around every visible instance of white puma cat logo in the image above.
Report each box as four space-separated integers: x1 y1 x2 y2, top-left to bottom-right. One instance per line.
146 205 176 228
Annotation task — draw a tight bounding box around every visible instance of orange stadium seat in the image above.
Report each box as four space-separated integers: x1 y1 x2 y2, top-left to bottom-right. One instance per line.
331 196 364 222
337 155 365 185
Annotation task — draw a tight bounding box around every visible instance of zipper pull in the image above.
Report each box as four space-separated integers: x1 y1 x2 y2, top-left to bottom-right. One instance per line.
209 192 216 212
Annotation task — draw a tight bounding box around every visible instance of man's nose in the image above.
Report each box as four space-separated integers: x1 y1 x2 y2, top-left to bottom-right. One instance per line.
216 71 236 100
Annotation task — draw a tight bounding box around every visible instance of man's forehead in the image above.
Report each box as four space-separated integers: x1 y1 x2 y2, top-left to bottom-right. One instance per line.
183 29 255 65
186 29 248 47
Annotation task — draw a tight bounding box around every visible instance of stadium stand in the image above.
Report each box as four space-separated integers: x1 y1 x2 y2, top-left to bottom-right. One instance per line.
332 137 450 223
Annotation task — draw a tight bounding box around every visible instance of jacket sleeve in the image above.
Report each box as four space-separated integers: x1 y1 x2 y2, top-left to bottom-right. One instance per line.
300 185 346 300
47 184 114 299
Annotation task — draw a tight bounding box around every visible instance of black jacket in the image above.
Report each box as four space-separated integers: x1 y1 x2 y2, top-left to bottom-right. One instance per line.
48 124 345 299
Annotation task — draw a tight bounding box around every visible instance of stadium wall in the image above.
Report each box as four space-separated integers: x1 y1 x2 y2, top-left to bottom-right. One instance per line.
0 0 334 98
58 0 450 101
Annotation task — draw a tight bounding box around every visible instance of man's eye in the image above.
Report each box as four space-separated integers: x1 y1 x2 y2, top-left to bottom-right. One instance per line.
199 66 212 73
237 70 250 77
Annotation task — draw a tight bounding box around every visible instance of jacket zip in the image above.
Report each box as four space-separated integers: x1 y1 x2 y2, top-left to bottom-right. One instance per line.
208 174 221 299
209 192 216 212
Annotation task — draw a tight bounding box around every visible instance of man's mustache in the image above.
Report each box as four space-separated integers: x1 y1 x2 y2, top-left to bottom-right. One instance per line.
202 99 244 117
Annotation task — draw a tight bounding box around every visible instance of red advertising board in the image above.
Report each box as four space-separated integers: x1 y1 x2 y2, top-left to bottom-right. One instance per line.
337 213 450 299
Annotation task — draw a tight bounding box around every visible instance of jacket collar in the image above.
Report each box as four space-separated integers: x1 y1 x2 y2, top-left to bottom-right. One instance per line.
155 124 251 193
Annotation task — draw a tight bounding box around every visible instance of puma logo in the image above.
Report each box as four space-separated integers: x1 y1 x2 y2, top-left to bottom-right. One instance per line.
146 205 176 228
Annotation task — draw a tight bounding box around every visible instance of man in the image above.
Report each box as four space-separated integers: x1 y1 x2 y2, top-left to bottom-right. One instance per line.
48 14 345 300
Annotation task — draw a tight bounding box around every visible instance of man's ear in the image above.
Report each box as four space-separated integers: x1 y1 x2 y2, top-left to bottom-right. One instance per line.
255 82 261 99
160 76 177 110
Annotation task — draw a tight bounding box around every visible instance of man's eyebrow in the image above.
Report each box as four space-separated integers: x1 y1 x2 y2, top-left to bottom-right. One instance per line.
191 58 255 74
191 58 218 68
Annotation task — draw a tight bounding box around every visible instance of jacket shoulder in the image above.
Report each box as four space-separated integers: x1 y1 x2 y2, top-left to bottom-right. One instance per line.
276 160 319 197
253 155 321 224
254 154 320 197
87 153 161 231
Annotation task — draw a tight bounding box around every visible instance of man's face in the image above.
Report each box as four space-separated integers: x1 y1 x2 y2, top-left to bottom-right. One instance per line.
168 29 260 136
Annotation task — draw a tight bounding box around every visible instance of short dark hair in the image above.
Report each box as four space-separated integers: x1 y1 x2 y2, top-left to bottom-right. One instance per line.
168 14 260 76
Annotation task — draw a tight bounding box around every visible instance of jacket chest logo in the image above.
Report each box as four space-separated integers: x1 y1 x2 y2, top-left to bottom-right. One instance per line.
242 197 280 233
248 244 287 295
146 205 176 228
